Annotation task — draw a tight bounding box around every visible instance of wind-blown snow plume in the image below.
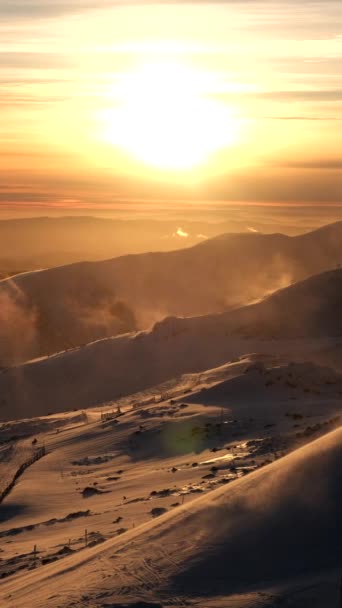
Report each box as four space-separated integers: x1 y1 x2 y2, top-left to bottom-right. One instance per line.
0 285 38 367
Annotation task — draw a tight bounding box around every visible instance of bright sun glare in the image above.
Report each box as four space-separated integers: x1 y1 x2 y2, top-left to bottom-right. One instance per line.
99 61 239 172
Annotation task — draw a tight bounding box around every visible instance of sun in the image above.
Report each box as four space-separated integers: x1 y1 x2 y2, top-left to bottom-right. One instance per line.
99 61 239 172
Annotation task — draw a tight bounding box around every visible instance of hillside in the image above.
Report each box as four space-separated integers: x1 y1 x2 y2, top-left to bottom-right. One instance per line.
163 426 342 600
2 268 342 420
2 221 342 366
1 421 341 608
186 359 342 405
227 267 342 338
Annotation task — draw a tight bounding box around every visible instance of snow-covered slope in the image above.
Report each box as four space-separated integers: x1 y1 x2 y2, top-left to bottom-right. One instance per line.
2 268 342 421
227 267 342 338
186 359 342 405
1 424 341 608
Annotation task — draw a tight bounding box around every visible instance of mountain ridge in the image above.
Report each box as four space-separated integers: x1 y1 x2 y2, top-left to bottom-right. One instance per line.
1 221 342 366
2 267 342 420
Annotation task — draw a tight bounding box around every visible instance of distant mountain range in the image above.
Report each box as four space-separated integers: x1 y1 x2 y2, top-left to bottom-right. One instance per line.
0 215 276 273
0 214 317 273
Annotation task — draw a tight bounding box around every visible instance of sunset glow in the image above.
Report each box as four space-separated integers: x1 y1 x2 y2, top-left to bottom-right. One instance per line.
0 1 341 210
1 4 342 604
98 61 240 171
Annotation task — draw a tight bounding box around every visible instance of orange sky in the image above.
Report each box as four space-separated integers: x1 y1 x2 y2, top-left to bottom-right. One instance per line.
1 1 341 212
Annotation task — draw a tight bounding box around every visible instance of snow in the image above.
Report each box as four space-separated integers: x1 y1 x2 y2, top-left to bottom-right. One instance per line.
0 355 341 607
1 228 342 607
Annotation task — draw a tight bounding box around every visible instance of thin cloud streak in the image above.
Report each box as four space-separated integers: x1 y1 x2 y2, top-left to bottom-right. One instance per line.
1 0 341 21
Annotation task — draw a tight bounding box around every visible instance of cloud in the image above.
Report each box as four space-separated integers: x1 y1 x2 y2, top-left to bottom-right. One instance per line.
0 52 68 69
1 158 342 207
0 1 106 20
276 159 342 170
247 226 259 233
0 95 68 107
262 115 342 122
213 88 342 104
1 1 341 21
174 227 189 238
257 89 342 102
